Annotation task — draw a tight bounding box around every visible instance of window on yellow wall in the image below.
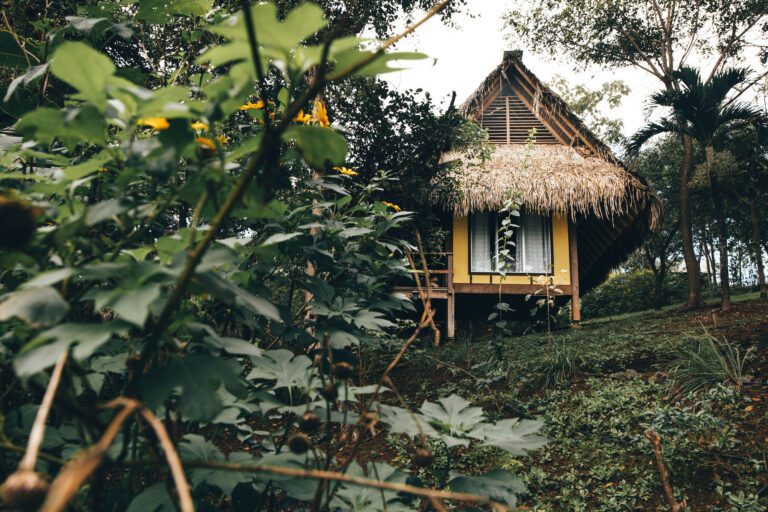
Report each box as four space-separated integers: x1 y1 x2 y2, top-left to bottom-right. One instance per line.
469 212 552 274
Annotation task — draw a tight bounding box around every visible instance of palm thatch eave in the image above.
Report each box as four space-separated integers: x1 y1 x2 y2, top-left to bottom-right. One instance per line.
433 144 661 231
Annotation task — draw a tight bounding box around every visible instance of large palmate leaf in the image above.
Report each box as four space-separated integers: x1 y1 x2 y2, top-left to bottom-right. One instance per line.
448 470 527 509
331 462 412 512
137 0 214 24
247 349 313 391
126 483 174 512
179 434 254 496
381 394 547 453
470 418 548 455
419 394 487 447
0 286 68 328
142 355 246 421
14 322 130 377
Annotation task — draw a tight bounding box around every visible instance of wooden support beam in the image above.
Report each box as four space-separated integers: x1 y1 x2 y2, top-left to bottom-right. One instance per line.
453 283 572 295
569 220 582 326
447 253 455 339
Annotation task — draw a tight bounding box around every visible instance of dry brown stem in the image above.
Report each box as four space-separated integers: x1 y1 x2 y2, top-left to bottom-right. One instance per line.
645 430 684 512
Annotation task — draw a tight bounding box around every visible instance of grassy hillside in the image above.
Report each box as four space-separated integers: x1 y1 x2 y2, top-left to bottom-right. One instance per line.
369 297 768 510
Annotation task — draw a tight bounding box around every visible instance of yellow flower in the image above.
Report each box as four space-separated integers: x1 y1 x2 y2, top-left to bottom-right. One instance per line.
312 100 330 127
191 121 209 131
240 100 265 111
382 201 401 212
216 134 229 145
293 109 313 124
333 166 358 176
196 137 217 151
137 117 170 131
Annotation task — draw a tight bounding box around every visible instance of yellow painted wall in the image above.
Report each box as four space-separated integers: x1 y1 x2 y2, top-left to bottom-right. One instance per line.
452 214 572 286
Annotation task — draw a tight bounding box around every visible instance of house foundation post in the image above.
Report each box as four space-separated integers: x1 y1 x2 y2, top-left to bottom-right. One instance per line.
568 220 581 326
447 253 455 339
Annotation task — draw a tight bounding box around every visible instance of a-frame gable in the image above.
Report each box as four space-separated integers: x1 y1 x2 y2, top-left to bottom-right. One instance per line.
460 52 623 166
475 73 560 144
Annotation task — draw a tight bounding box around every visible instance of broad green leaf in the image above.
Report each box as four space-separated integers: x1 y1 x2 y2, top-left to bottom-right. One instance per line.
49 42 115 108
16 108 67 147
4 64 48 102
448 471 526 509
179 434 254 495
247 349 313 390
283 125 348 167
21 268 74 289
85 282 162 327
126 483 174 512
208 3 326 54
260 232 301 247
0 287 68 327
0 31 34 69
331 462 410 511
470 418 548 455
333 50 428 78
196 272 281 322
187 322 261 357
14 322 129 377
353 310 394 330
142 355 246 421
137 0 214 24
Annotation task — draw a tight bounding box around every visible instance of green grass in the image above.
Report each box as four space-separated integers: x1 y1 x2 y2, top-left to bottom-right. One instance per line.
581 290 760 326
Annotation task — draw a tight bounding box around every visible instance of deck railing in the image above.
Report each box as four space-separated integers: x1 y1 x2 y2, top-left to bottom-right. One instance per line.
398 252 454 297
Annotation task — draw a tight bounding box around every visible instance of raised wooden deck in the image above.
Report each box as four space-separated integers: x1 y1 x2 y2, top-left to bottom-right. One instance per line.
396 251 581 339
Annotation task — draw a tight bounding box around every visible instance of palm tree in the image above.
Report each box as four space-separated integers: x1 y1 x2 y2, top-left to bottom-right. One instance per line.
628 66 763 312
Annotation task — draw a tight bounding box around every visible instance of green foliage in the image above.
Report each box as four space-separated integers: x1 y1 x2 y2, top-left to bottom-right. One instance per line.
582 269 690 317
669 333 754 395
0 2 538 510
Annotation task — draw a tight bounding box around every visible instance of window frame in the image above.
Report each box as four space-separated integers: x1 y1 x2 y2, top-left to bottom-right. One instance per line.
467 211 555 276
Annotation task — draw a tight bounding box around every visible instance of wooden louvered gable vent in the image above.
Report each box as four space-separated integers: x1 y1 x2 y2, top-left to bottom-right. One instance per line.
478 85 559 145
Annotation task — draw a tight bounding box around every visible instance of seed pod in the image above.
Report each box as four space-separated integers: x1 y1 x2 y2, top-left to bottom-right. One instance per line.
361 412 378 427
287 433 311 454
319 382 338 402
332 362 354 380
299 411 321 433
1 470 49 512
413 448 434 467
0 197 37 251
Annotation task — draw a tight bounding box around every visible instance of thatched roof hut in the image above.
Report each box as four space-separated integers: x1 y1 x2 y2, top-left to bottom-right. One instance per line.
433 51 661 293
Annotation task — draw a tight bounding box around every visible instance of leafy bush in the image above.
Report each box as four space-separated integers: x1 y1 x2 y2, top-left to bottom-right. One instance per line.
581 270 691 318
0 3 544 510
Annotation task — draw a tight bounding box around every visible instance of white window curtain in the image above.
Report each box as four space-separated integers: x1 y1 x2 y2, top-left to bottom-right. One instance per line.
470 212 494 272
520 214 552 273
469 212 551 274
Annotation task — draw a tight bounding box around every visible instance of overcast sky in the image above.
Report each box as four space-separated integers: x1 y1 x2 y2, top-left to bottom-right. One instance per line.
382 1 763 139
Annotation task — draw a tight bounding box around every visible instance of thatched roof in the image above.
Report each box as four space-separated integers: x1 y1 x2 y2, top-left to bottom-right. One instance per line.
436 144 661 230
437 51 662 292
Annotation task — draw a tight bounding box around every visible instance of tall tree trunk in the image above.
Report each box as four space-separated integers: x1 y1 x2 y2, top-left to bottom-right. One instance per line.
707 145 731 312
749 200 767 298
708 227 718 286
680 134 702 308
700 240 712 283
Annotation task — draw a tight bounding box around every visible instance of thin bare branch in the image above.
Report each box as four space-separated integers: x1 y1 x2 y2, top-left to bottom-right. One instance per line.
139 409 194 512
20 352 68 472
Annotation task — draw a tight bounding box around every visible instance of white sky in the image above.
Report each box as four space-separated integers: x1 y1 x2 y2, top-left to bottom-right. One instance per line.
382 1 764 139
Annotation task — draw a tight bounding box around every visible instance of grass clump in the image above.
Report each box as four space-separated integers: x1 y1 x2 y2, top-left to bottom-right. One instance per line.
669 332 754 395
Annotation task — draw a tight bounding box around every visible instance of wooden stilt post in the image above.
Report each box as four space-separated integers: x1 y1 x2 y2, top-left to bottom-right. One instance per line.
447 253 455 339
568 220 581 326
